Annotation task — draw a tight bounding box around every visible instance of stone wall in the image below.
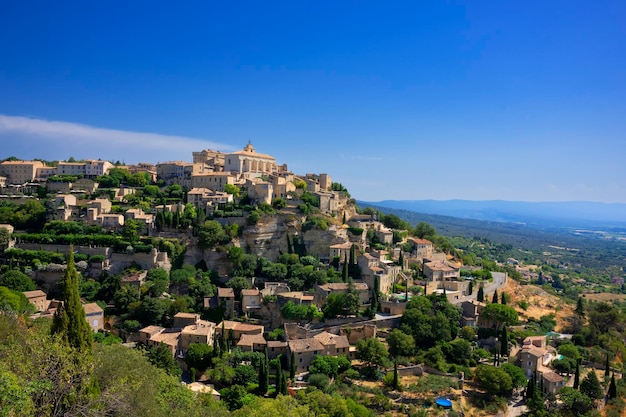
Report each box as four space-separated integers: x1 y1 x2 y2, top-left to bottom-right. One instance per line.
16 243 110 257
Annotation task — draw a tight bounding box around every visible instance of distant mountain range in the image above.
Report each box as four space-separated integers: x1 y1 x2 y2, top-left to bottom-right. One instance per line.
357 200 626 230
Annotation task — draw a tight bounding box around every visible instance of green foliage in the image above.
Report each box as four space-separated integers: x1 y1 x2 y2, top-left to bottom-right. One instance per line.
148 342 181 378
198 220 231 249
0 269 35 292
280 301 322 321
400 294 461 348
233 365 257 386
500 363 526 389
479 303 518 330
580 370 604 400
0 200 46 231
308 373 330 391
184 343 213 372
474 365 513 396
407 374 458 395
308 355 350 378
51 248 93 354
356 337 389 368
302 215 328 231
559 387 593 416
0 287 35 314
386 329 415 358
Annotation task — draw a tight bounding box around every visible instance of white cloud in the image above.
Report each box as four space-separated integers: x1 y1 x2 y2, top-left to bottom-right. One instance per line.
0 114 235 162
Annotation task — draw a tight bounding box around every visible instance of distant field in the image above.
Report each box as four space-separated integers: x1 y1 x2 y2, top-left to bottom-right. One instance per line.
583 293 626 303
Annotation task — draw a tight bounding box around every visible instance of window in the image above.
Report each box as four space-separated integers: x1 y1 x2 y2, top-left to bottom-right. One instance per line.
93 319 98 327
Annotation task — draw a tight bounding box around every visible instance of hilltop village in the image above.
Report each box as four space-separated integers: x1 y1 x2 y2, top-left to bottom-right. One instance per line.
0 144 621 417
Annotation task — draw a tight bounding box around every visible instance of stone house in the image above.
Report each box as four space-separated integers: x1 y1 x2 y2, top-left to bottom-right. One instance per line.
314 282 370 306
179 320 216 354
241 288 262 316
173 312 201 328
147 329 182 356
217 288 236 318
288 331 351 373
83 303 104 332
0 160 44 184
423 260 460 282
236 333 267 352
267 340 289 359
23 290 49 312
406 237 434 259
541 371 565 394
460 300 486 327
517 344 550 378
215 320 264 343
138 325 165 345
288 338 325 373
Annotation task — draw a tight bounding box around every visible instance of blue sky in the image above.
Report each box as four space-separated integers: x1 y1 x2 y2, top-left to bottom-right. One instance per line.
1 1 625 203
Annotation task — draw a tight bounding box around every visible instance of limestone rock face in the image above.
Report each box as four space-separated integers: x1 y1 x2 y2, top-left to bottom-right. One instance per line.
239 213 299 261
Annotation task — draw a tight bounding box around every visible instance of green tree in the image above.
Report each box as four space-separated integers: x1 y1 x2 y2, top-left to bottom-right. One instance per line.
474 365 513 396
573 360 580 389
184 343 213 372
356 337 389 369
559 387 593 416
387 329 415 358
480 303 518 331
492 289 499 304
51 247 93 354
580 370 603 400
413 222 434 239
290 352 296 380
608 373 617 399
477 285 484 302
148 342 181 378
501 363 527 389
0 270 35 292
198 220 229 249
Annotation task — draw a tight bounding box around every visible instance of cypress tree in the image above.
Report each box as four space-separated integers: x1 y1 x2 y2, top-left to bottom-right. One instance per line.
492 290 499 304
608 373 617 399
477 285 484 302
290 352 296 380
258 356 267 394
398 251 404 269
264 348 270 393
372 275 380 314
342 212 346 224
280 372 288 395
219 322 226 353
228 329 234 352
393 358 400 390
468 281 473 296
581 369 604 400
342 255 348 282
501 326 508 357
348 244 356 278
501 292 507 305
573 360 580 389
51 246 93 354
286 234 293 255
276 361 283 396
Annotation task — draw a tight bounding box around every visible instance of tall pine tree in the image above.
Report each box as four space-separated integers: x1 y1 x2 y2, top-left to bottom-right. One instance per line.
492 290 499 304
290 352 296 380
51 246 93 354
